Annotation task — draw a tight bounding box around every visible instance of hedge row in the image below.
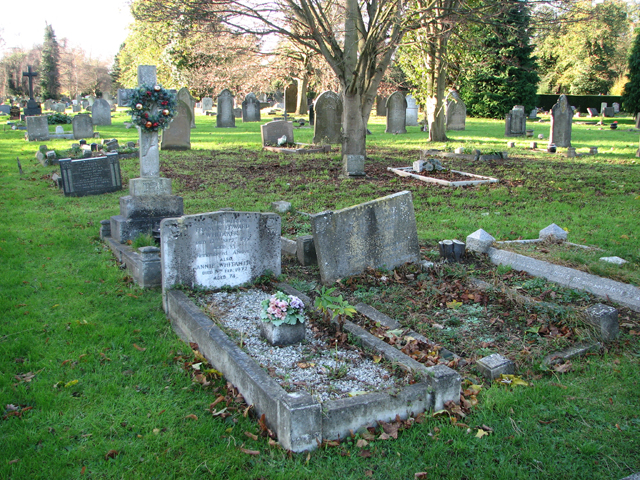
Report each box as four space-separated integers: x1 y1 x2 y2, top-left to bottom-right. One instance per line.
536 94 623 112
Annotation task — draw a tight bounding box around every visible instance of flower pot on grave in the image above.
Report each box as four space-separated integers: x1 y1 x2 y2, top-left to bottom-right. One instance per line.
260 320 306 346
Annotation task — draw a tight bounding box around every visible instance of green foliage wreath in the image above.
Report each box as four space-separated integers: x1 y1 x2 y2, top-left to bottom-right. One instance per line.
128 84 177 133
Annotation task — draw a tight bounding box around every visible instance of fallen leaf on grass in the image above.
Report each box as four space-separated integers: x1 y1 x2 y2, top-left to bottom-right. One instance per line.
446 300 463 309
358 449 372 458
268 439 279 448
64 380 78 388
360 431 376 441
415 473 428 479
475 429 490 438
496 374 529 387
133 344 146 352
104 450 119 460
240 447 260 456
365 470 374 477
356 439 369 448
184 414 198 421
245 431 258 441
553 362 572 374
8 459 19 465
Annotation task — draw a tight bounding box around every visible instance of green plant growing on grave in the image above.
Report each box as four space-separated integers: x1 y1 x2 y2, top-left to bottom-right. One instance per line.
314 286 356 334
131 233 157 249
47 112 71 124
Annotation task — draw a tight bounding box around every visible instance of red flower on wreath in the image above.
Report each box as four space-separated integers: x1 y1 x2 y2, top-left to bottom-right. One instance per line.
145 113 149 118
153 122 158 127
147 91 152 95
162 101 168 105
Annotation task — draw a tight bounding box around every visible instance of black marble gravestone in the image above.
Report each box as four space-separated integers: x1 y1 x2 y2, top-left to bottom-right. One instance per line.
59 154 122 197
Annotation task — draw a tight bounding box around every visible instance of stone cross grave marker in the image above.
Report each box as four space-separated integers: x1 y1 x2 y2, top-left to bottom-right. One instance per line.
313 91 342 144
446 90 466 131
22 65 42 116
59 154 122 197
92 98 112 126
242 93 261 122
216 89 236 128
311 191 421 284
161 97 192 150
160 211 281 296
385 92 407 134
405 94 419 127
109 65 184 244
549 94 572 148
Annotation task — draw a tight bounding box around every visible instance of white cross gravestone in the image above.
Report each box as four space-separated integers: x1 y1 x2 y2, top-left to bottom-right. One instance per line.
109 65 184 244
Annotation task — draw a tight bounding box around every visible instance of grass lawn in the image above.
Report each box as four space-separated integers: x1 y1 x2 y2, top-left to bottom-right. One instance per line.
0 110 639 479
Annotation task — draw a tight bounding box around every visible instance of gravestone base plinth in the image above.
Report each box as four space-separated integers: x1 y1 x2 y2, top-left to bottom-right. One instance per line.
110 194 183 244
129 177 172 196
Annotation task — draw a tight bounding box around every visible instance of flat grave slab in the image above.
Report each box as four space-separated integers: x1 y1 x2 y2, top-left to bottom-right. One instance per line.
263 144 331 154
387 166 499 187
59 154 122 197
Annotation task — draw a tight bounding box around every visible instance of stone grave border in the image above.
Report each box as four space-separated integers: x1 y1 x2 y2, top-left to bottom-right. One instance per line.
387 166 499 187
165 284 460 452
263 144 331 154
100 221 161 288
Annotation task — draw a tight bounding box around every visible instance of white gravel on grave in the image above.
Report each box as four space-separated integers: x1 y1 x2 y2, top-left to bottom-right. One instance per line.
195 289 404 403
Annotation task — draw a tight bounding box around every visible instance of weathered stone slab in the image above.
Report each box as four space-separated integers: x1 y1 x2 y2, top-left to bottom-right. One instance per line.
26 115 50 141
549 94 572 148
385 92 407 134
177 87 196 128
261 120 294 146
92 98 112 126
72 114 93 140
405 94 419 127
161 98 192 150
313 91 342 144
201 97 213 111
584 303 619 341
311 191 420 284
446 90 466 131
476 353 514 380
161 211 282 294
487 248 640 312
59 154 122 197
216 89 236 128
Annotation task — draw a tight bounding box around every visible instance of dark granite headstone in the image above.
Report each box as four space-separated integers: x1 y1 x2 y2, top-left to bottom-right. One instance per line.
59 154 122 197
10 105 20 120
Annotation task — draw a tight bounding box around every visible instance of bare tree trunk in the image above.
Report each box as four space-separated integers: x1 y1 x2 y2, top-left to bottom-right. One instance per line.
426 34 448 142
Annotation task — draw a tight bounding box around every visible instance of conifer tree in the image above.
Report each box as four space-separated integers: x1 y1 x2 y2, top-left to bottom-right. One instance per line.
622 29 640 120
40 24 61 100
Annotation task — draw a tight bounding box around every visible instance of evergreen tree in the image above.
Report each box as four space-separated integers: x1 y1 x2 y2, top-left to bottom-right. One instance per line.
40 24 61 100
457 0 538 119
622 29 640 118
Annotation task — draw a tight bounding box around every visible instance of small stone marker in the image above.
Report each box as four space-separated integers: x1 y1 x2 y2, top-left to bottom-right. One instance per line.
270 200 291 213
92 99 112 126
566 147 576 158
261 120 293 146
161 97 192 150
313 91 342 144
201 97 213 111
549 94 572 148
599 256 627 265
311 191 420 284
242 93 261 122
385 91 407 134
529 108 537 119
446 90 466 131
55 125 64 134
584 304 619 341
26 115 50 141
59 154 122 197
160 211 282 294
216 89 236 128
590 147 598 154
466 229 495 253
476 353 514 381
405 94 419 127
539 223 567 242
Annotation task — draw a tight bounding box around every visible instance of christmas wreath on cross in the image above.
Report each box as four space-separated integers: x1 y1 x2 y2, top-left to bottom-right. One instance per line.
128 84 177 133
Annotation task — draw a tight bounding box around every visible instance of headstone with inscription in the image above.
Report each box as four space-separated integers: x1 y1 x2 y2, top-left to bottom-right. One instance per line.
216 89 236 128
446 90 466 131
549 94 572 148
313 91 342 144
177 87 196 128
161 211 281 296
311 191 420 284
505 106 526 136
242 93 261 122
59 154 122 197
72 114 93 139
26 115 50 141
285 83 297 113
603 106 615 117
261 120 293 146
161 98 192 150
405 94 419 127
109 65 184 244
385 92 407 134
92 98 112 126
